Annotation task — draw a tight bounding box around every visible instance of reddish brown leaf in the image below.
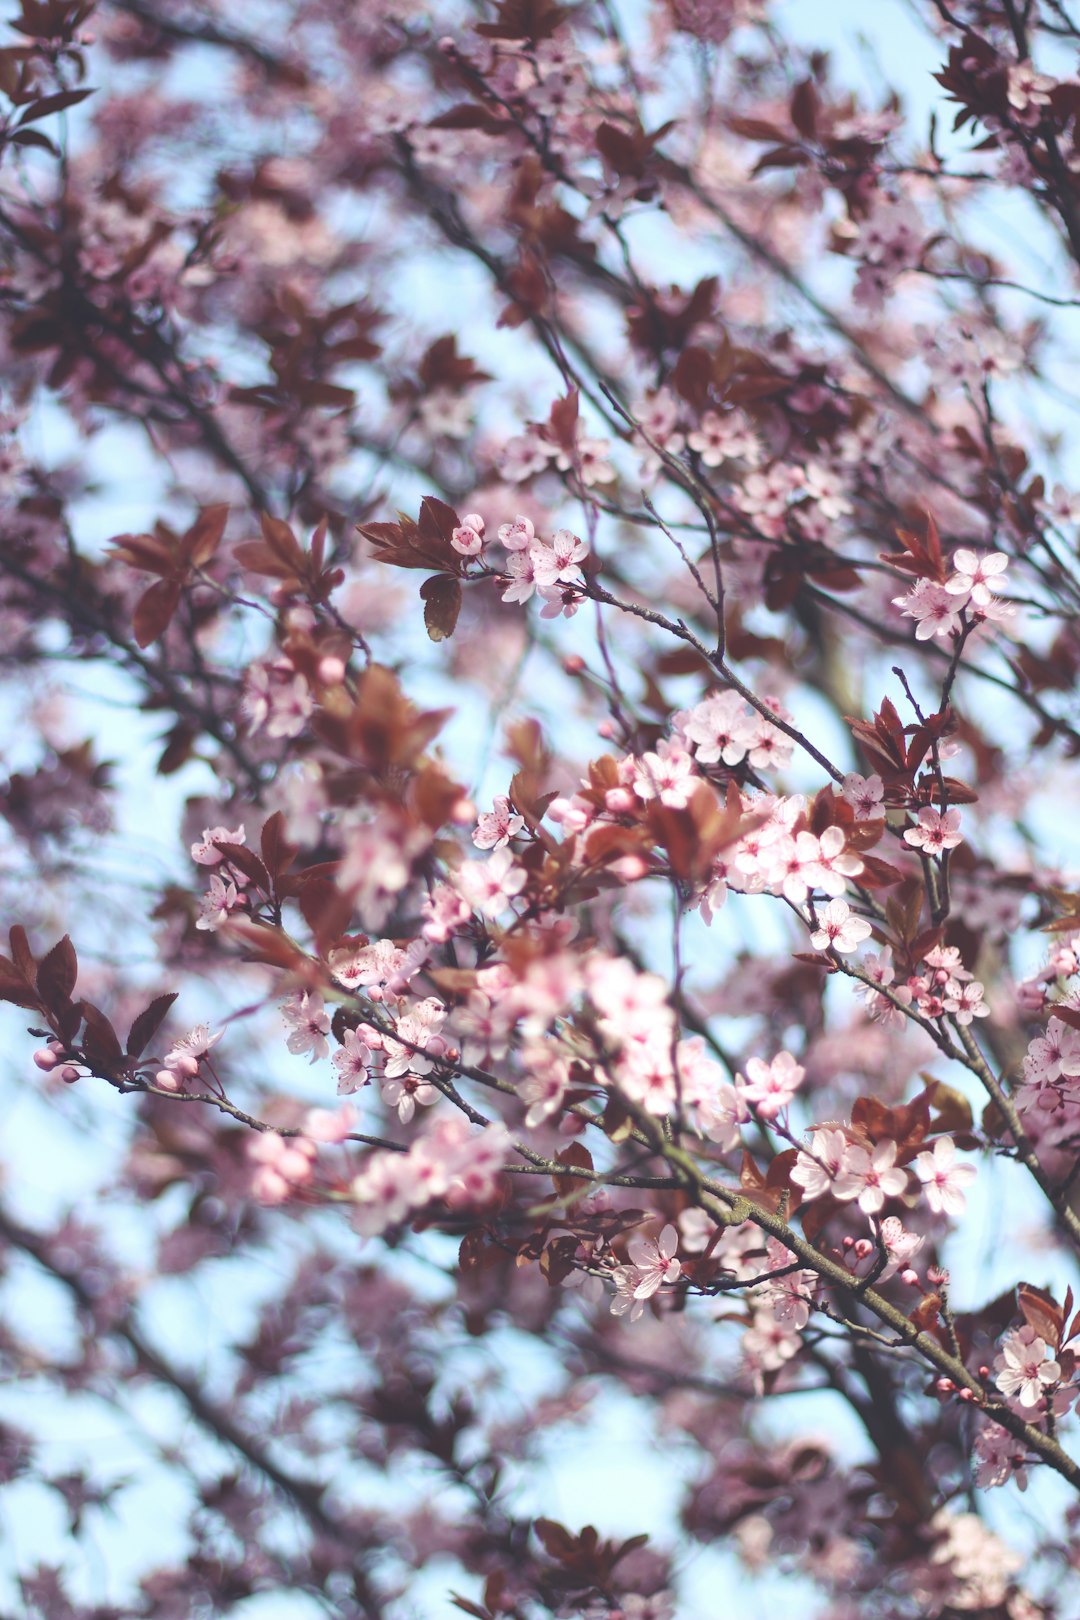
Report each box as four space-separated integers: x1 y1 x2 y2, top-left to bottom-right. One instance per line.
1018 1282 1064 1349
182 503 229 568
133 578 182 648
420 573 462 642
127 992 179 1059
36 935 77 1011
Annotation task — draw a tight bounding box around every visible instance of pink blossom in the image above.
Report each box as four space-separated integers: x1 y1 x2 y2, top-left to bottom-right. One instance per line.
687 408 761 468
302 1105 355 1143
381 1072 438 1123
737 1051 804 1119
942 978 989 1025
631 741 698 809
190 823 247 866
742 1307 801 1380
383 1001 446 1081
810 899 872 954
677 1207 718 1253
163 1023 223 1076
248 1131 317 1205
832 1138 907 1214
1007 61 1055 122
501 548 538 604
451 519 484 556
455 845 528 918
196 873 242 932
473 795 525 850
332 1029 372 1094
995 1326 1060 1408
904 806 963 854
876 1215 924 1283
944 548 1009 607
626 1223 681 1299
791 1129 852 1201
281 991 331 1064
679 689 756 767
421 882 472 943
973 1425 1029 1491
530 528 588 590
609 1264 646 1321
496 513 535 551
267 671 315 738
499 434 553 483
1023 1014 1080 1085
914 1136 976 1216
893 579 965 640
518 1050 569 1127
801 460 852 521
841 772 884 820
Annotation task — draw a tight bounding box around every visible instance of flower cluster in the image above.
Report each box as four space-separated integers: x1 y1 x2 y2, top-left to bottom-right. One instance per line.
893 550 1011 640
350 1116 511 1235
792 1129 975 1219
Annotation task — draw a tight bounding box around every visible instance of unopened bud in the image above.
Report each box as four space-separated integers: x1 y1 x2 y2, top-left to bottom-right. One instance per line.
612 855 649 883
901 1268 919 1286
958 1387 975 1402
33 1047 60 1071
936 1377 954 1395
563 655 586 675
59 1065 81 1084
318 655 346 686
155 1068 181 1091
854 1238 873 1260
598 719 615 739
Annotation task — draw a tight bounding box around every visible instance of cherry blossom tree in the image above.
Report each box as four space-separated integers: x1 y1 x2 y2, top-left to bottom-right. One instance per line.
6 0 1080 1615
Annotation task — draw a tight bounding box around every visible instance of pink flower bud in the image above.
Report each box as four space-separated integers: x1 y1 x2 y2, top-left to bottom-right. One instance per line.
451 798 476 824
318 655 346 686
901 1268 919 1286
59 1065 81 1084
155 1068 182 1091
563 655 586 674
33 1047 60 1070
605 787 636 814
612 856 649 883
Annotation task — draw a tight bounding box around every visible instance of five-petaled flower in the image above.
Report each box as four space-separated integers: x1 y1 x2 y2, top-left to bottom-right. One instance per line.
810 898 872 954
945 548 1009 607
995 1326 1060 1408
738 1051 805 1119
455 845 528 918
281 991 331 1064
914 1136 976 1216
626 1223 681 1299
904 806 962 854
